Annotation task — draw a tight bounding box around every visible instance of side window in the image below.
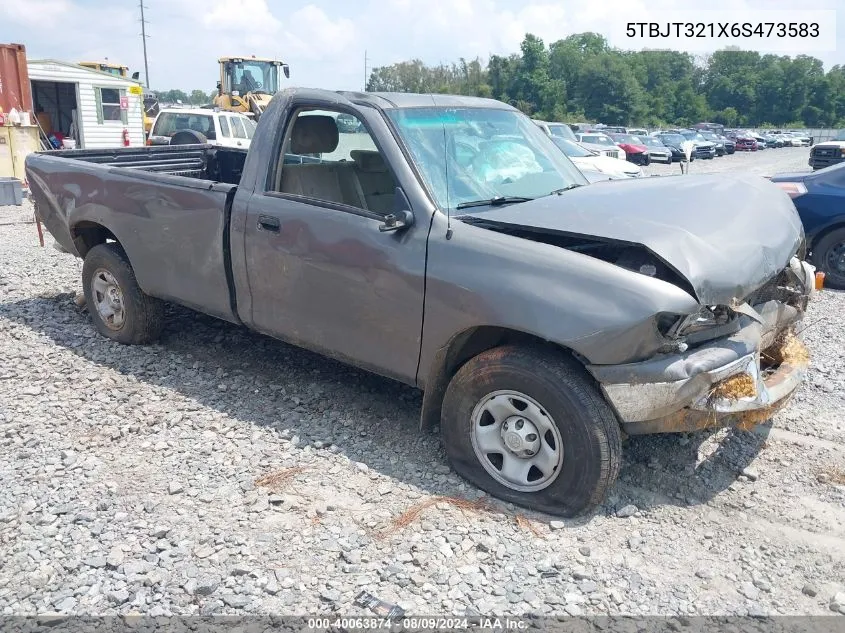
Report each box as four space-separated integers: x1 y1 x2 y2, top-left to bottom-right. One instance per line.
219 115 231 138
269 109 396 215
230 117 248 139
95 87 126 124
152 114 172 137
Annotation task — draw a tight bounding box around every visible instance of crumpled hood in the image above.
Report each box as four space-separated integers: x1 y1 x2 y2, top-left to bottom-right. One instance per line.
463 174 804 305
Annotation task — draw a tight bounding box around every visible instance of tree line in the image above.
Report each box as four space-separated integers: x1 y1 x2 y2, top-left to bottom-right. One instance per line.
150 89 216 106
365 33 845 128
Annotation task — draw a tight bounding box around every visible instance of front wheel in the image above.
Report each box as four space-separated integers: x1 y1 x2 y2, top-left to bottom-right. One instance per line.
82 243 164 344
440 345 622 517
813 228 845 290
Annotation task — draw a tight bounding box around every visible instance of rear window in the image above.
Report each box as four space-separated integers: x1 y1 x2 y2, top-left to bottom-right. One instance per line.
152 113 216 140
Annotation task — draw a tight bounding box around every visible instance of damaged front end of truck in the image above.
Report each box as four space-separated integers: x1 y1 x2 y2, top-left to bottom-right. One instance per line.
586 255 815 434
462 174 816 434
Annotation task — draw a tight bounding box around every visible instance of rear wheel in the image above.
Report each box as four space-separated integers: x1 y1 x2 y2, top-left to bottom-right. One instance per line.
82 243 164 344
440 345 622 517
813 228 845 290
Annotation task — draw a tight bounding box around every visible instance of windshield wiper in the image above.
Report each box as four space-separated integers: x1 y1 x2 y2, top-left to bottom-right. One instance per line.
455 196 533 210
549 184 584 195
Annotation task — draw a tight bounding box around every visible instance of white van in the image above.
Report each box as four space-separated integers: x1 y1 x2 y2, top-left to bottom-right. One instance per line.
148 108 256 149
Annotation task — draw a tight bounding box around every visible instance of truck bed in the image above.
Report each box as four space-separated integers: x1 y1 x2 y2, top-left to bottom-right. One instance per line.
35 144 248 183
26 144 249 324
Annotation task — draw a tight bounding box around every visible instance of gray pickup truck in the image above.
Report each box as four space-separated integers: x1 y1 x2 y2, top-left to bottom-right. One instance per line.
26 88 816 516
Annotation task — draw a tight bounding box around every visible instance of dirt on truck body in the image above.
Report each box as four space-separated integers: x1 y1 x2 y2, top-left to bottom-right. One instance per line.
26 87 816 517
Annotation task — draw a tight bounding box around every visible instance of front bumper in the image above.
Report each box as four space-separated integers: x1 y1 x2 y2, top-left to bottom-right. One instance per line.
587 259 815 434
809 155 845 170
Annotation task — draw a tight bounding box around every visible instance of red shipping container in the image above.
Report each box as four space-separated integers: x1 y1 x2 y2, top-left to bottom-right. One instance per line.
0 43 33 115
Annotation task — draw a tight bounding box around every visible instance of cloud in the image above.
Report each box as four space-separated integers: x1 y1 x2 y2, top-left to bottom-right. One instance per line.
1 0 842 92
203 0 280 34
5 0 73 28
281 5 358 60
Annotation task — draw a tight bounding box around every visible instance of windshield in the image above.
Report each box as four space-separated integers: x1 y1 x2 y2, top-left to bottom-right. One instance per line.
579 134 615 146
546 123 577 142
659 134 684 144
640 136 663 147
224 60 279 95
386 107 587 212
836 130 845 141
611 134 642 145
550 137 595 158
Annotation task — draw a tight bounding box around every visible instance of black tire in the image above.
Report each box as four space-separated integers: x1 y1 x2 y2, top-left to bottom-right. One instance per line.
170 130 207 146
440 345 622 517
812 227 845 290
82 242 164 344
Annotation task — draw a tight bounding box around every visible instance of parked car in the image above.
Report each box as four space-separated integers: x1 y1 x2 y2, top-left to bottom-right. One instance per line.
734 133 758 151
599 125 627 134
606 133 650 165
749 133 768 149
699 131 727 156
548 137 643 178
336 113 364 133
626 128 649 137
675 130 717 159
576 133 625 160
788 132 812 147
653 132 696 162
26 88 816 517
637 136 672 164
763 133 784 149
533 120 578 142
770 161 845 288
148 108 256 149
580 169 617 183
808 130 845 170
717 134 736 154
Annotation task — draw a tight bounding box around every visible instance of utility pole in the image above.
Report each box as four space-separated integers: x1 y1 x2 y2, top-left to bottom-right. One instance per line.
363 50 368 92
139 0 150 88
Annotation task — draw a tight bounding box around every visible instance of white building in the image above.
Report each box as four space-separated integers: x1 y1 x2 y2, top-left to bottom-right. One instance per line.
26 59 145 149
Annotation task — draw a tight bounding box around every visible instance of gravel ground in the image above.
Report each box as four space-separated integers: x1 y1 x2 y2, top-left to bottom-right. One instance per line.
2 147 845 619
642 145 813 177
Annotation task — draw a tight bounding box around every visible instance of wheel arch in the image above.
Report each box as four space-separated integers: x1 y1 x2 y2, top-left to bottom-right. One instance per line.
418 326 585 431
808 219 845 255
70 221 122 258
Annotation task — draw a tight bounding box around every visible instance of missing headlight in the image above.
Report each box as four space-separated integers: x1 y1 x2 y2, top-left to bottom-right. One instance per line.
658 306 741 348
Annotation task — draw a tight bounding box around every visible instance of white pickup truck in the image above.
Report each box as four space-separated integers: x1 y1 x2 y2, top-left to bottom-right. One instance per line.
809 130 845 170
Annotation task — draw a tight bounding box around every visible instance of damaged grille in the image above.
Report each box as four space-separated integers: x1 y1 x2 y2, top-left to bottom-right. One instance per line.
743 263 808 311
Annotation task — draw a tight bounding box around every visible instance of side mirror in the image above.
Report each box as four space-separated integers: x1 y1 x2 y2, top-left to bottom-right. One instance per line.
283 64 290 79
216 81 222 94
379 187 414 233
132 71 140 80
379 210 414 233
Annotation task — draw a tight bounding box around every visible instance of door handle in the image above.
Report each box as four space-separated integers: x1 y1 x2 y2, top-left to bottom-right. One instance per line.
257 215 280 232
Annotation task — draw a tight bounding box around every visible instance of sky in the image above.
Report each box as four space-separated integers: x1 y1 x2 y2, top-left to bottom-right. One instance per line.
2 0 842 93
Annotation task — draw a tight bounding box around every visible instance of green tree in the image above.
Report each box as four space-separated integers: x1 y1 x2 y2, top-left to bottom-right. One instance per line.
190 90 208 105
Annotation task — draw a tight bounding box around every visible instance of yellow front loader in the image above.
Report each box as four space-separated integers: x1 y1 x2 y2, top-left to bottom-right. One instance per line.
213 55 289 121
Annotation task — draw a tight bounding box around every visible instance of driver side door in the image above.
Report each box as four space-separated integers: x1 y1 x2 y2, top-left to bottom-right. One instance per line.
242 105 430 385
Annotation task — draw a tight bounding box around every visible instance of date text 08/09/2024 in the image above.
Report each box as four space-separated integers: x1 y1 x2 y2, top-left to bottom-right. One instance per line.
626 22 820 38
306 617 529 630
